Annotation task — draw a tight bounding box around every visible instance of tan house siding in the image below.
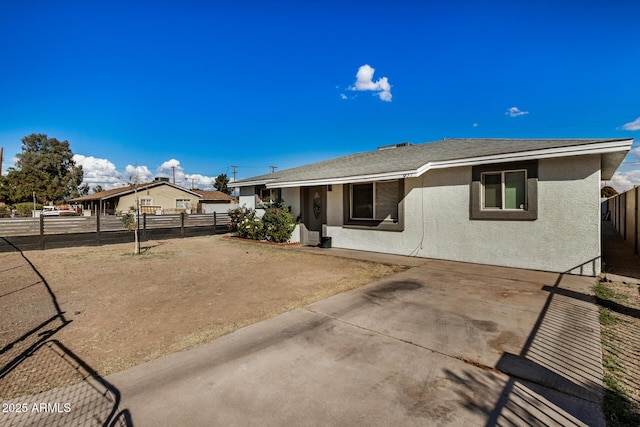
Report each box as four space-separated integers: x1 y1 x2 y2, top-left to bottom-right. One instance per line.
116 186 199 214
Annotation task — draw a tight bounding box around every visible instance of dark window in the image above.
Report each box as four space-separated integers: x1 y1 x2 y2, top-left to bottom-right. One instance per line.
351 183 374 219
350 182 399 221
344 180 404 231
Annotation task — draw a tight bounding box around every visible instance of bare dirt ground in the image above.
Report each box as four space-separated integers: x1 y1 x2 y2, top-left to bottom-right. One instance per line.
0 235 405 399
596 277 640 426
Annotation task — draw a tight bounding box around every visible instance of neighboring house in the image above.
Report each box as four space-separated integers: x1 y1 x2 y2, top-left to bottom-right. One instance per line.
234 138 634 276
70 180 202 215
194 190 238 214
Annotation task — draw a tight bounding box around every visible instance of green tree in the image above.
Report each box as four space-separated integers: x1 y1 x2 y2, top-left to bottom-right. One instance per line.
0 168 49 205
214 173 231 195
78 183 90 196
601 185 618 198
0 134 84 204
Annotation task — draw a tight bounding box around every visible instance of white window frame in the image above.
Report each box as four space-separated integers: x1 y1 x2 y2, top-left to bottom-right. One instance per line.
140 197 153 206
349 180 398 221
175 199 191 209
481 169 527 211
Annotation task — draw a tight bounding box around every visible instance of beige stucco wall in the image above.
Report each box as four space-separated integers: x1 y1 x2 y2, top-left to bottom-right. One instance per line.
116 186 199 214
282 187 301 220
325 155 602 275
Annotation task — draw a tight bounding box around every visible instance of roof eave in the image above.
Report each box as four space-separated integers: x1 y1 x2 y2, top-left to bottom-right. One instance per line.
428 138 633 170
235 179 276 187
263 139 633 188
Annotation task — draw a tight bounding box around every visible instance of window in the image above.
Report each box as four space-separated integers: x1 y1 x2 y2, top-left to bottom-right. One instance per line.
470 161 538 221
176 199 190 209
140 198 153 206
351 183 374 219
343 180 404 231
481 170 526 210
259 188 281 204
350 181 399 221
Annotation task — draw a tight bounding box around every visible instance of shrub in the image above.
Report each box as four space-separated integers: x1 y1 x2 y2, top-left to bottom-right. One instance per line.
119 211 136 231
235 209 265 240
262 202 295 243
15 202 42 217
228 206 247 233
228 202 294 243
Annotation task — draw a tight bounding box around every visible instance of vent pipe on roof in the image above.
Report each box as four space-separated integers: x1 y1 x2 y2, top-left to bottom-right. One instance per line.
377 142 413 150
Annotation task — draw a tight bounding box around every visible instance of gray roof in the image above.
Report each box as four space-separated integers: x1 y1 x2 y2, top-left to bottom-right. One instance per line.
70 181 202 202
235 138 632 187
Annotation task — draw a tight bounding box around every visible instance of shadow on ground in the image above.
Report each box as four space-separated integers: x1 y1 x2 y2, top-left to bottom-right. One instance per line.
0 238 132 426
445 259 607 426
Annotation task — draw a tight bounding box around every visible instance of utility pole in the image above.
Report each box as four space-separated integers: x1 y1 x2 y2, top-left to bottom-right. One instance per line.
268 165 278 173
230 165 239 197
171 166 176 185
0 147 3 176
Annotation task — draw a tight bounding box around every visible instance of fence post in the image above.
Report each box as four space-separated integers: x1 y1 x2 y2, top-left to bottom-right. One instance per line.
633 187 640 255
39 214 45 250
143 213 147 242
96 211 101 246
618 195 621 233
181 212 185 238
213 212 217 235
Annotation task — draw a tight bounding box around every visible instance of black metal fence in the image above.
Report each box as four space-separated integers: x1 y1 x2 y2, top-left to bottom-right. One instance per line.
0 212 231 252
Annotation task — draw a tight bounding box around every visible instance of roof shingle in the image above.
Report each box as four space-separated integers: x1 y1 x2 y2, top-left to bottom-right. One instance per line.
235 138 632 186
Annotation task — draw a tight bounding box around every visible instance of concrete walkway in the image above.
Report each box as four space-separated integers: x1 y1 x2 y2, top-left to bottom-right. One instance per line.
2 253 606 427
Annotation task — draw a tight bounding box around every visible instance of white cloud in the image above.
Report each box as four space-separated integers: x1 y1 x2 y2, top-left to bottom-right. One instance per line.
184 173 217 188
349 64 392 102
73 154 122 190
473 123 479 127
340 93 348 100
621 117 640 131
506 107 529 117
157 158 184 181
608 170 640 192
125 164 153 183
155 160 221 190
74 154 220 191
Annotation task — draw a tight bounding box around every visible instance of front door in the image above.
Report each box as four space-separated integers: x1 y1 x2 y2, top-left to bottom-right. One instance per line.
303 186 325 246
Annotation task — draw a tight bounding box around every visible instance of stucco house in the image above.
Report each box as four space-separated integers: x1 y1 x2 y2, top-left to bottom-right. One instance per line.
234 138 633 276
70 180 202 215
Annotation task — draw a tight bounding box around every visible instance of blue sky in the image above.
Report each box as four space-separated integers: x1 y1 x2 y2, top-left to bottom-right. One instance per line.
1 0 639 190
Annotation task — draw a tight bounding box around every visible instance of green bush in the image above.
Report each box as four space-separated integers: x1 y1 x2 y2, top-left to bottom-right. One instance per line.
262 202 295 243
119 211 136 231
228 206 246 232
229 202 294 243
235 208 265 240
15 202 42 217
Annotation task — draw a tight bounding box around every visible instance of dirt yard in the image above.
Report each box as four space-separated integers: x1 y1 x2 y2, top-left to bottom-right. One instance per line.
596 276 640 425
0 236 405 399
